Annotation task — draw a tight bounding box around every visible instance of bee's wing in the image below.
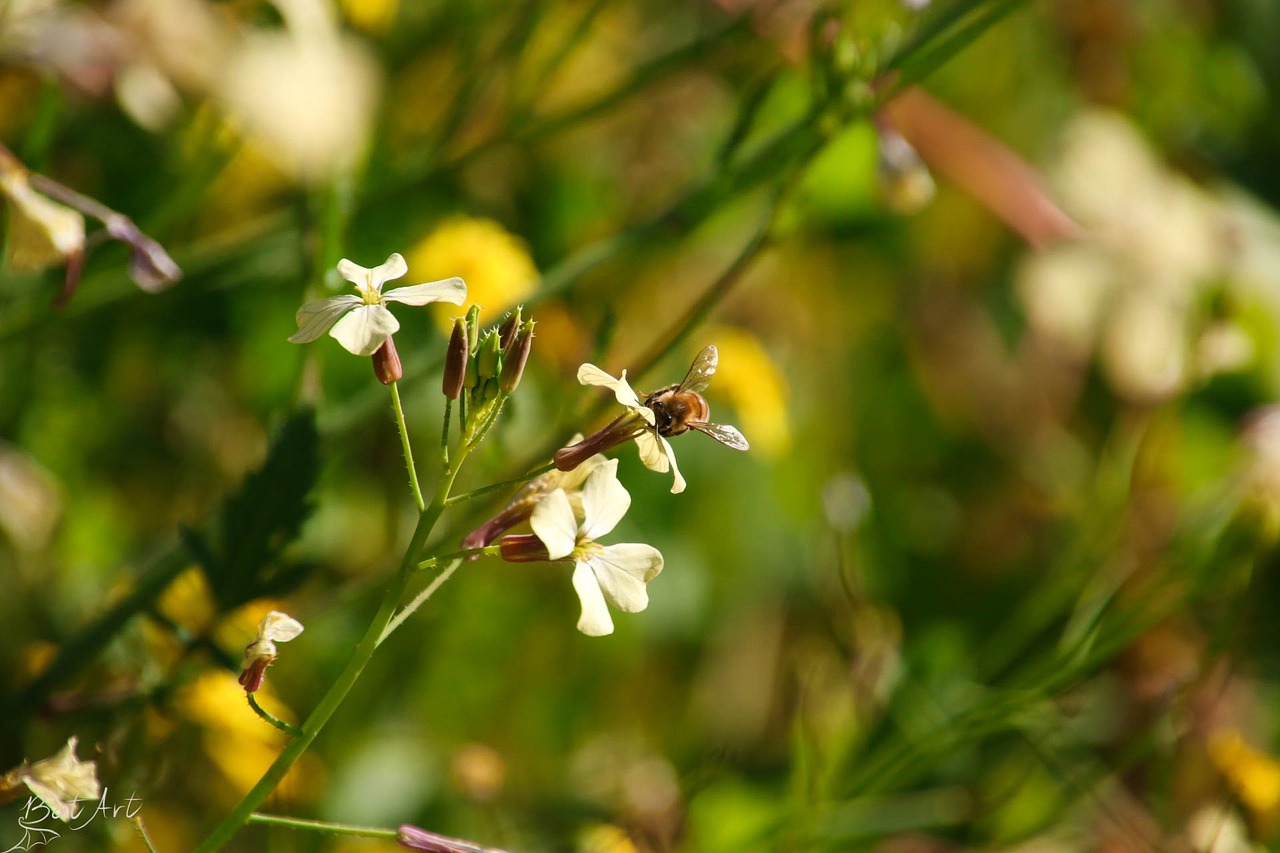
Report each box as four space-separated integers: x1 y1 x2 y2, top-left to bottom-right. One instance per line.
689 421 749 451
677 345 718 395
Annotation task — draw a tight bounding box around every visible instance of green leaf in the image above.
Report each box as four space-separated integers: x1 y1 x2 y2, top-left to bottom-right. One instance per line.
197 409 320 610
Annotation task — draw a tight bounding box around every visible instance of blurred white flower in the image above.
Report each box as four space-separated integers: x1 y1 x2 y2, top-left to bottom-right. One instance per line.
503 460 664 637
238 610 304 693
1014 110 1280 402
0 737 101 821
0 157 84 273
289 253 466 356
217 0 380 183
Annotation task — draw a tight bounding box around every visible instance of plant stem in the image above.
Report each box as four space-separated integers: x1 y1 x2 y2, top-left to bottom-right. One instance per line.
197 466 460 852
247 693 303 737
379 557 465 645
247 813 397 839
445 461 556 507
417 545 500 570
392 381 425 512
441 397 453 469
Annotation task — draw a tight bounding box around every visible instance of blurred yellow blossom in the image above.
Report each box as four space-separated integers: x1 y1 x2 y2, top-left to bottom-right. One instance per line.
577 824 640 853
174 670 317 802
703 326 790 457
339 0 397 33
1209 729 1280 820
407 216 538 330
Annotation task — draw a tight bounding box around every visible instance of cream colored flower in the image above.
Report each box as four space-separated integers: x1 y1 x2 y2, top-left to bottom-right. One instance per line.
0 165 85 272
289 253 466 356
238 610 305 693
0 737 101 821
570 364 685 494
530 460 664 637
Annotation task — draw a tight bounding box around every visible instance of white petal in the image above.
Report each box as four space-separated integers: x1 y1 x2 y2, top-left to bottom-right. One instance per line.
577 363 644 411
587 543 663 613
661 435 686 494
635 432 685 493
367 253 408 291
329 304 400 356
579 459 629 541
383 276 467 306
531 489 578 560
336 258 373 287
635 430 668 472
288 295 361 343
572 561 614 636
259 610 304 643
578 362 621 390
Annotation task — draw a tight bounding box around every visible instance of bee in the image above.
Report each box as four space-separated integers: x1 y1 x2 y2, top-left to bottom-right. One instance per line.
642 345 750 450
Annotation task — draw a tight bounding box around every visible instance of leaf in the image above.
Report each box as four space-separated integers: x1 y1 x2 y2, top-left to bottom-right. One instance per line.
196 409 320 610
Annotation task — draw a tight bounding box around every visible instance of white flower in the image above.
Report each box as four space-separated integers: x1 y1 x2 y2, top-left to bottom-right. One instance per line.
289 253 466 356
576 363 686 494
0 165 85 272
530 460 664 637
1 737 102 821
238 610 305 693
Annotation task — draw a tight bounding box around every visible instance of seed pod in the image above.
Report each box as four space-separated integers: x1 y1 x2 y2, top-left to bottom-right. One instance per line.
443 317 468 399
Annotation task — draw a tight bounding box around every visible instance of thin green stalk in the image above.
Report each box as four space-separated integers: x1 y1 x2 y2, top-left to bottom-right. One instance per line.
417 545 501 570
445 461 556 507
441 397 453 469
379 557 465 645
391 381 425 512
197 465 461 852
246 693 303 737
247 813 397 840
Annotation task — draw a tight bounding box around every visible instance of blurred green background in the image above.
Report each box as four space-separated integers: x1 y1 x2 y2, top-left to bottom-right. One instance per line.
4 0 1280 850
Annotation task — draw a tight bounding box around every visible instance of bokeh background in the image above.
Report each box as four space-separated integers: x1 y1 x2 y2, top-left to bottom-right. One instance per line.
3 0 1280 850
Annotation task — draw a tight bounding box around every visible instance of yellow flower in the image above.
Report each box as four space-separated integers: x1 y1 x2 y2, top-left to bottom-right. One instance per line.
703 326 790 457
174 670 317 802
1209 729 1280 818
406 216 538 330
340 0 398 33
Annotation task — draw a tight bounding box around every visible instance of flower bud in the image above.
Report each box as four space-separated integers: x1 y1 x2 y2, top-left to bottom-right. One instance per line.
465 304 481 353
372 335 403 385
498 534 553 563
498 320 533 393
398 823 509 853
476 330 502 381
498 306 522 351
443 318 468 399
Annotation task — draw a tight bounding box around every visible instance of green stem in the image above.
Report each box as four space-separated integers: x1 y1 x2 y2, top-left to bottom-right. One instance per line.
246 693 303 737
391 381 425 512
417 545 500 570
378 557 464 646
196 466 461 852
441 396 453 469
445 461 556 507
247 813 397 839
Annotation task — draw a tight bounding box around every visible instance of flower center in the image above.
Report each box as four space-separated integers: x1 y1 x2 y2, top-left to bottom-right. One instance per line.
572 539 604 562
356 273 382 305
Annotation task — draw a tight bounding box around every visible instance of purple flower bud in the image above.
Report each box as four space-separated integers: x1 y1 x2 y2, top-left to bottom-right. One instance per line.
498 534 553 563
373 336 403 385
444 318 468 399
498 320 533 394
398 824 509 853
